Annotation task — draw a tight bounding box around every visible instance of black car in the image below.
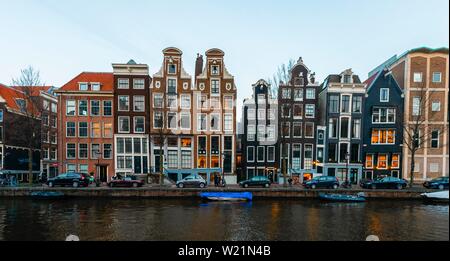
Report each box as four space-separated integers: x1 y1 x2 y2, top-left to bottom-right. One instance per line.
46 173 90 188
303 176 339 189
239 176 271 188
360 177 408 190
423 177 449 190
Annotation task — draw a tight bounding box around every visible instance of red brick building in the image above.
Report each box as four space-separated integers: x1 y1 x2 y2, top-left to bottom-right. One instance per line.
56 73 115 182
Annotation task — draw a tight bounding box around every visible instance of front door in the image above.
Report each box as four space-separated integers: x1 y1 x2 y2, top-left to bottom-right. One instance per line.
100 166 108 183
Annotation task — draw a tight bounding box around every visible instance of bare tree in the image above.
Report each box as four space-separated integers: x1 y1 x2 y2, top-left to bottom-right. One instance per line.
401 86 449 187
152 92 170 186
11 66 44 185
267 59 296 97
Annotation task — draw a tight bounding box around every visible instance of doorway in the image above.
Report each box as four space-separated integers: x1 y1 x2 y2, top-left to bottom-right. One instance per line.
100 166 108 183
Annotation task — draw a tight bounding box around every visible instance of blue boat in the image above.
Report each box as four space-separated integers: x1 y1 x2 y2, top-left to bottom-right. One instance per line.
30 191 65 198
200 192 253 201
318 193 366 202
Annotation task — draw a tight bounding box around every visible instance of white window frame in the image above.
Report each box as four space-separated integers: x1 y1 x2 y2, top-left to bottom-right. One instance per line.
180 112 191 130
167 112 178 130
134 116 146 133
66 144 76 160
197 113 207 131
305 122 314 138
133 78 145 89
413 72 423 83
103 100 113 116
432 101 441 112
247 146 255 162
181 94 191 109
118 78 130 89
153 112 163 129
78 143 88 159
210 113 221 132
224 113 233 132
211 79 220 96
247 108 256 120
432 72 442 83
257 146 265 162
306 88 316 99
118 116 130 133
91 82 101 91
380 88 389 102
118 96 130 112
79 82 88 91
91 122 102 138
133 96 145 112
305 104 315 118
267 146 275 162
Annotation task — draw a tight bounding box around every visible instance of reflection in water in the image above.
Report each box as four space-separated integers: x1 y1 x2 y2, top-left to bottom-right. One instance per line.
0 199 447 241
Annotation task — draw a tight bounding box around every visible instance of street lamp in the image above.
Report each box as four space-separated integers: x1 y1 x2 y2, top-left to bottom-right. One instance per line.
345 152 350 184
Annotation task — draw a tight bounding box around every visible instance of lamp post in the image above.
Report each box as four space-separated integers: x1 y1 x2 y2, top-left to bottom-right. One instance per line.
221 153 226 187
345 152 350 184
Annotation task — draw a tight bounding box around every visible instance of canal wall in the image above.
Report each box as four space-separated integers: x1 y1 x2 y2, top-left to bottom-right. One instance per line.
0 187 432 200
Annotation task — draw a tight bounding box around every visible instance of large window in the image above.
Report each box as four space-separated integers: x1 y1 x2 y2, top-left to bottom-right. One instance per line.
293 122 302 138
168 64 177 74
118 78 129 89
224 114 233 131
224 96 233 110
392 154 400 169
247 147 255 162
431 130 439 148
412 97 421 116
293 105 303 118
329 118 338 138
78 100 88 116
133 96 145 112
267 125 276 141
329 95 339 113
181 95 191 109
292 144 301 169
103 100 112 116
351 119 361 139
133 79 145 89
66 144 76 159
210 114 220 131
294 89 303 101
247 108 256 120
432 72 442 83
371 129 395 144
306 88 315 99
339 143 349 163
103 123 113 138
79 144 88 159
167 79 177 94
281 88 291 99
78 122 88 137
153 94 164 108
365 154 373 169
167 113 177 129
180 113 190 130
247 125 255 141
305 122 314 138
211 79 220 95
380 88 389 102
118 117 130 133
304 145 313 170
352 96 362 113
282 122 290 138
167 95 177 109
181 151 192 169
153 112 163 129
372 108 396 123
257 125 266 141
267 146 275 162
103 144 112 159
328 143 337 163
377 154 388 169
305 104 315 118
134 117 145 133
340 118 350 139
66 122 76 137
341 95 350 113
91 100 100 116
91 144 101 159
91 122 101 138
197 114 207 131
282 105 291 118
118 96 129 111
257 146 265 162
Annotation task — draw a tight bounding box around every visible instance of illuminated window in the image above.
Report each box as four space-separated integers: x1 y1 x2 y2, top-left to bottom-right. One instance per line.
197 156 207 169
377 154 388 169
211 156 220 168
372 129 395 145
391 154 400 169
181 138 192 148
91 122 101 138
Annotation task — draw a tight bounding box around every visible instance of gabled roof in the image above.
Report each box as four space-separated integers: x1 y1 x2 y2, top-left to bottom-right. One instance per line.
363 68 403 93
58 72 114 92
0 83 28 111
363 70 381 89
324 74 362 84
11 86 54 97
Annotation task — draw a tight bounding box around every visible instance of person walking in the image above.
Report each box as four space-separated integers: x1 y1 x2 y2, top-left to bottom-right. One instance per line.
214 174 219 187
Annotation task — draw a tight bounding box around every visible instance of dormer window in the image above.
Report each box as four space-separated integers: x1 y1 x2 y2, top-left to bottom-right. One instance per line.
16 98 27 112
211 65 220 75
343 75 352 84
168 64 177 74
91 83 100 91
294 77 304 86
79 83 88 91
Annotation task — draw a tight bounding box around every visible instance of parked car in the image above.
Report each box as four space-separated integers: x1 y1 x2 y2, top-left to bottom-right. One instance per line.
176 175 207 188
239 176 271 188
303 176 339 189
360 177 408 190
46 173 90 188
423 177 449 190
108 176 144 188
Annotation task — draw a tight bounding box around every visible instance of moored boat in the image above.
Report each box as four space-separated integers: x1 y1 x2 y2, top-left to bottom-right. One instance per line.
318 193 366 202
200 192 253 201
421 191 449 203
30 191 65 198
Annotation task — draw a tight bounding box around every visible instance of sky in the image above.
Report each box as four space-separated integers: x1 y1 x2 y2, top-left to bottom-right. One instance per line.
0 0 449 120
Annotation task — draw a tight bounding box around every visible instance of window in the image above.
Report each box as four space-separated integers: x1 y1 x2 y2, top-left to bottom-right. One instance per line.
133 79 145 89
329 118 338 138
282 105 291 118
67 164 76 173
380 88 389 102
412 97 421 116
304 145 313 170
351 119 361 139
79 144 88 159
293 105 303 118
350 144 359 163
167 95 177 109
329 95 339 113
372 108 396 123
118 96 129 111
167 113 177 129
377 154 388 169
294 89 303 101
257 125 265 141
343 75 352 84
91 122 101 138
90 100 100 116
305 122 314 138
211 65 220 75
103 144 112 159
103 101 112 116
267 146 275 162
282 122 290 137
268 109 276 120
91 144 100 159
103 123 113 138
341 95 350 113
210 97 220 110
51 103 57 113
432 102 441 112
77 100 87 116
211 114 220 131
199 95 208 109
118 78 129 89
180 113 190 129
352 96 362 113
256 146 264 162
432 72 442 83
431 130 439 148
292 144 301 169
133 96 145 112
391 154 400 169
197 114 207 131
153 112 163 129
134 117 145 133
247 125 256 141
257 109 266 120
167 79 177 94
181 95 191 109
181 151 192 169
43 100 49 110
78 122 88 137
43 148 49 160
50 148 57 160
224 96 233 110
42 114 49 126
328 143 337 163
66 100 76 116
306 88 315 99
365 154 374 169
371 129 396 144
42 131 49 143
51 116 57 128
267 125 276 141
339 143 349 163
224 114 233 131
293 122 302 138
211 79 220 95
281 88 291 99
91 83 100 91
247 147 255 162
118 117 130 133
340 118 349 139
305 104 315 118
66 122 76 137
413 73 422 83
79 83 88 91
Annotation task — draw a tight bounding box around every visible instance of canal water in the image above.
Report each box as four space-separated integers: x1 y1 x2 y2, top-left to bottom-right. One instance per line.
0 198 448 241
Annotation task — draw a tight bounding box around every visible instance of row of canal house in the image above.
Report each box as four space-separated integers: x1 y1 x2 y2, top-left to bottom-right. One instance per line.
56 47 237 184
241 47 449 184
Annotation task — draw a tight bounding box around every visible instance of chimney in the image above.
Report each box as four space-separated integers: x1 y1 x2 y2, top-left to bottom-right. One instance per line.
195 53 204 77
